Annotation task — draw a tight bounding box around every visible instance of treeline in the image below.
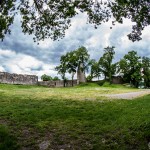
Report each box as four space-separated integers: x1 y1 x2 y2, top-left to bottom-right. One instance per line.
41 74 60 81
55 46 150 88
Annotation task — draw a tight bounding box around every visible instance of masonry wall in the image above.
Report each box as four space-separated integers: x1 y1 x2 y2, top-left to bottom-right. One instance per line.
112 76 123 84
0 71 78 87
0 72 38 85
38 80 78 87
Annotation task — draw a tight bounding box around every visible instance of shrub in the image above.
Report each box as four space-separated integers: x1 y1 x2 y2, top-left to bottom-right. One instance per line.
97 80 105 86
41 74 52 81
53 76 60 81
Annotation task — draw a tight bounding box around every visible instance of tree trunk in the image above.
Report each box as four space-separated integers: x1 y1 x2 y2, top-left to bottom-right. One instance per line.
104 75 106 80
72 74 74 87
109 72 112 84
63 79 65 87
72 77 73 86
63 75 66 87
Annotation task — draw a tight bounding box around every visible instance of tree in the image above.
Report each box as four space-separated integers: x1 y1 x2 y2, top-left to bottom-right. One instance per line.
88 59 101 81
142 57 150 87
56 50 77 86
119 50 142 87
41 74 52 81
0 0 149 42
75 46 90 83
56 46 90 84
55 55 68 87
65 51 77 86
99 46 116 83
111 0 150 41
53 76 60 81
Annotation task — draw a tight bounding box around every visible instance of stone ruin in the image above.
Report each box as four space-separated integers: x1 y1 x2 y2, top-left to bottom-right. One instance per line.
0 72 38 85
0 71 78 87
38 80 78 87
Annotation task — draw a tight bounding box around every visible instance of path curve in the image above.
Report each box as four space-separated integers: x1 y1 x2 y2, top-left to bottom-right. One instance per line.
105 90 150 100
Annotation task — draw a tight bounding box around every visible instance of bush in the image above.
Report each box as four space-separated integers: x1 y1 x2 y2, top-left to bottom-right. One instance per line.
53 76 60 81
41 74 52 81
97 80 105 86
86 75 93 82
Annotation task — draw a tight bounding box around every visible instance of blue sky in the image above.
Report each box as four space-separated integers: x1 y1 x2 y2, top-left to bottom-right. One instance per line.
0 13 150 80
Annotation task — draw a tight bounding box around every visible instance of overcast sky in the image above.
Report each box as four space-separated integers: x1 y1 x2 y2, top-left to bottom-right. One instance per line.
0 13 150 80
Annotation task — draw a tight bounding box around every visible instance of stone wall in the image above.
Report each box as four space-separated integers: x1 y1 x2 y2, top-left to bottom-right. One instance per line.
0 72 38 85
38 80 78 87
0 71 78 87
112 76 123 84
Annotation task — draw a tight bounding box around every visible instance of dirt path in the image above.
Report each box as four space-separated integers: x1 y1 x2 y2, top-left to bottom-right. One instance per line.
105 90 150 100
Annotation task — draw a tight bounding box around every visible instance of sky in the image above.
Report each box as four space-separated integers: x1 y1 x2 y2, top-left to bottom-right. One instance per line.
0 12 150 80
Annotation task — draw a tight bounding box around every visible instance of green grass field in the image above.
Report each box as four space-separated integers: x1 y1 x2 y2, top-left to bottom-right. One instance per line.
0 83 150 150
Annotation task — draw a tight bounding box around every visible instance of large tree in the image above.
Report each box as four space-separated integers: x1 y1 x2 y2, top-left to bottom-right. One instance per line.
87 59 101 81
56 46 90 84
119 50 142 87
55 55 68 87
65 51 77 86
0 0 149 42
75 46 90 83
142 56 150 87
99 46 116 83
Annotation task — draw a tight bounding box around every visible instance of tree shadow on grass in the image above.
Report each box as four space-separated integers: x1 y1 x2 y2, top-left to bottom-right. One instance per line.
0 125 19 150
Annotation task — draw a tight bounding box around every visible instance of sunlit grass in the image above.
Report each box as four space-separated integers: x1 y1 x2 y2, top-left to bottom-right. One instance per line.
0 83 139 101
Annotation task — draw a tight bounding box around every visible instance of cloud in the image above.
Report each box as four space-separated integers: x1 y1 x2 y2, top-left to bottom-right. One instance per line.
0 49 59 79
0 66 5 72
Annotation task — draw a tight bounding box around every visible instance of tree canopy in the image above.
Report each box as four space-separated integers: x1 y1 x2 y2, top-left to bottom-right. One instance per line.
41 74 52 81
55 55 68 80
99 46 116 83
142 56 150 87
119 50 142 87
0 0 149 42
87 59 101 81
55 46 90 84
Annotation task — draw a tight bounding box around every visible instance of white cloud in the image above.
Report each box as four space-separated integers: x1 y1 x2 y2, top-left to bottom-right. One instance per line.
19 56 42 69
0 66 5 72
0 49 59 79
0 49 16 58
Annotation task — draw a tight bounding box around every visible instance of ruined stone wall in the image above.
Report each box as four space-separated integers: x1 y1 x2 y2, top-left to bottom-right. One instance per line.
0 71 78 87
112 76 123 84
0 72 38 85
38 80 78 87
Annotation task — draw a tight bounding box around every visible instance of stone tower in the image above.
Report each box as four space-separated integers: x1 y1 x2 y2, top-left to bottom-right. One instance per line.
77 63 86 83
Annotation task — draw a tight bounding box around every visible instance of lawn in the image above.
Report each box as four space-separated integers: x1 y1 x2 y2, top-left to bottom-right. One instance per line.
0 83 150 150
0 82 139 101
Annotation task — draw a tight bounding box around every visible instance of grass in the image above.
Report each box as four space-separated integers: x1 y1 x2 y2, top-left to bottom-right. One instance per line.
0 82 138 101
0 83 150 149
0 125 19 150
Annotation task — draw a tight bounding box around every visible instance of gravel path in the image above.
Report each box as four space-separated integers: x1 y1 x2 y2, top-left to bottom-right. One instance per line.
105 90 150 100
